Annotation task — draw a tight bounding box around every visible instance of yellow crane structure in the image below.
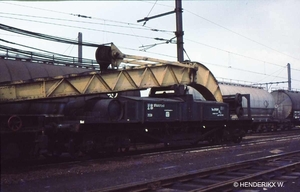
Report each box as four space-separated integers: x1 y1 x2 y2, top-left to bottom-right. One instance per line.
0 44 223 103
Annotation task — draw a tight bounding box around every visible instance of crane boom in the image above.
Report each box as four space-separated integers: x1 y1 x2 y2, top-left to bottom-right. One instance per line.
0 44 223 103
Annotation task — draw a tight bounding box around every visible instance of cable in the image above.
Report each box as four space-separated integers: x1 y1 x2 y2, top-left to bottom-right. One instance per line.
0 2 68 15
201 60 299 82
2 2 298 62
184 8 300 61
256 66 287 83
0 23 108 47
1 3 298 85
143 0 158 26
185 37 300 72
0 2 173 33
0 12 158 32
2 23 298 79
0 16 156 41
118 46 177 59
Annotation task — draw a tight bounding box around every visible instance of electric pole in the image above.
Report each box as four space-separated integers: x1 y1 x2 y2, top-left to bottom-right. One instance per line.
175 0 184 62
78 32 82 63
287 63 291 91
137 0 184 62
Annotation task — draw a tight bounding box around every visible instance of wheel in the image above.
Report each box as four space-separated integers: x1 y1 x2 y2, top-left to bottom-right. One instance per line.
7 115 22 132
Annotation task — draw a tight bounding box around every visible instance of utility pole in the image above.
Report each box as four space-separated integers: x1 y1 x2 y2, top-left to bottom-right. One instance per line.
137 0 184 62
251 63 293 91
78 32 82 63
287 63 291 91
175 0 184 62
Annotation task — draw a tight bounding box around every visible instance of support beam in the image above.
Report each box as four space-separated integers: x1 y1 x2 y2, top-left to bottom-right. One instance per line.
78 32 82 63
175 0 184 62
287 63 291 91
0 62 223 103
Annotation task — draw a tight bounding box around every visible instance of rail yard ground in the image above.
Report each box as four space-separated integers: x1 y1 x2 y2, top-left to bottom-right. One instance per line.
1 130 300 192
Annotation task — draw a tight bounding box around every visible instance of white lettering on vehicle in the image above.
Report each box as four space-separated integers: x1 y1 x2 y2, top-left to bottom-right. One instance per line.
147 103 165 110
211 107 224 117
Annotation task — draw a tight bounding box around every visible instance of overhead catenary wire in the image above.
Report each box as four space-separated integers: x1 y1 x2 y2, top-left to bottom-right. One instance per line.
0 23 110 47
2 1 299 63
0 17 157 41
2 40 299 86
184 8 300 61
1 23 298 83
5 32 289 83
185 37 300 72
3 16 296 74
0 34 299 86
202 60 300 83
2 3 297 73
1 2 299 88
143 0 158 26
0 2 173 33
0 12 173 33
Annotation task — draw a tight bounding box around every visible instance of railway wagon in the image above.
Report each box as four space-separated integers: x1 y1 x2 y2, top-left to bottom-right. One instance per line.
271 90 300 126
0 58 95 129
218 83 276 131
0 85 250 159
0 58 95 159
65 85 249 155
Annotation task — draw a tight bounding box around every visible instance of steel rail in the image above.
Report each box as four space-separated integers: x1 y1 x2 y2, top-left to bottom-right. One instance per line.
198 162 300 192
97 150 300 192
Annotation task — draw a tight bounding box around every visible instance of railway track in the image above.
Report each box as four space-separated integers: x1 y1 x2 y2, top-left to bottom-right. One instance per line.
247 126 300 136
1 132 299 191
98 150 300 192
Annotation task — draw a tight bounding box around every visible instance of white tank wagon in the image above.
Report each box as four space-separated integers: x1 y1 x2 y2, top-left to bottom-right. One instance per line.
271 90 300 127
219 84 275 131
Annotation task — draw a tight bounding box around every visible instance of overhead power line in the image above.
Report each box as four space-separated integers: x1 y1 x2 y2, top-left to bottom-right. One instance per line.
0 23 107 47
185 37 300 72
0 2 172 33
0 12 172 33
0 16 158 40
202 60 300 83
185 9 300 61
143 0 158 26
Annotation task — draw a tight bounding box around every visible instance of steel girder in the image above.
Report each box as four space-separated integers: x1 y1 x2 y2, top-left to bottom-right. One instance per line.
0 62 222 103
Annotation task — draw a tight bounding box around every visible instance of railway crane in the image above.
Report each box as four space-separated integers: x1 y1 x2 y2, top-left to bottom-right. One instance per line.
0 44 250 159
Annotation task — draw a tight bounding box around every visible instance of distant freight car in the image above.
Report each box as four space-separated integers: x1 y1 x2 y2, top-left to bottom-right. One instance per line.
218 84 275 121
272 90 300 126
219 83 300 131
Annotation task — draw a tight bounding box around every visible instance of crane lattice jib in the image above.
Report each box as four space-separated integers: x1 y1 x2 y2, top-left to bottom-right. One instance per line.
0 44 223 103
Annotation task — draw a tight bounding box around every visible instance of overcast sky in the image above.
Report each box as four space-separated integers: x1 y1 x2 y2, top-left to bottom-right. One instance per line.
0 0 299 90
